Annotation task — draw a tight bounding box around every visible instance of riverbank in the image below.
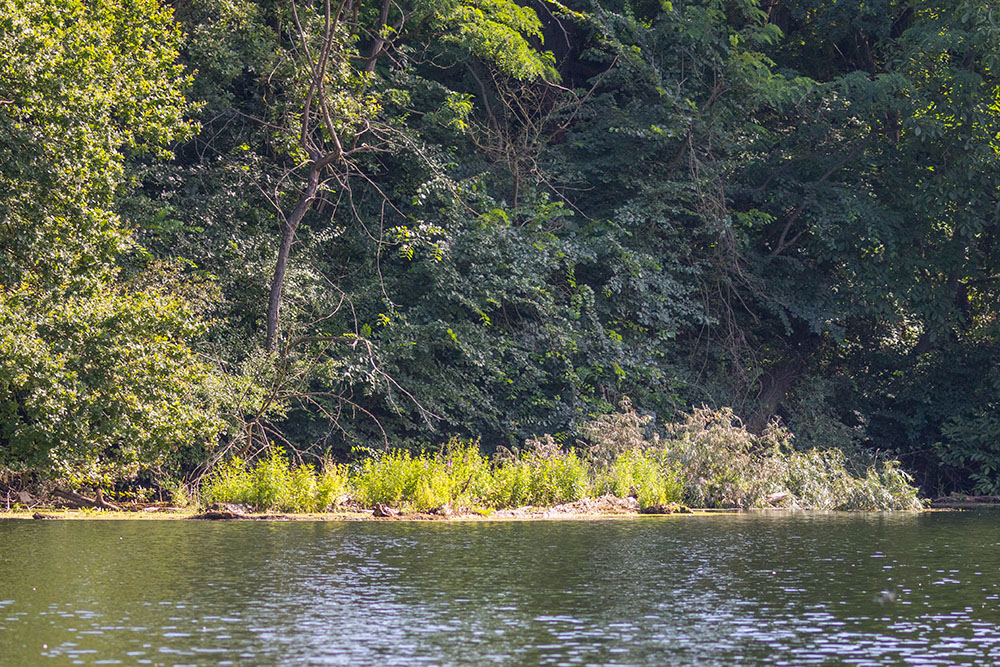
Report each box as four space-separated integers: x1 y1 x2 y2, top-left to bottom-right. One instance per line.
1 408 927 516
0 496 744 521
6 493 979 521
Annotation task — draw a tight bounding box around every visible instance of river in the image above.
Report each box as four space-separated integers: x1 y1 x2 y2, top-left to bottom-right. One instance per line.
2 511 999 665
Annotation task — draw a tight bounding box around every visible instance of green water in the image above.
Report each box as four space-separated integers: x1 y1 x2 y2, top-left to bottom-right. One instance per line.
1 512 999 665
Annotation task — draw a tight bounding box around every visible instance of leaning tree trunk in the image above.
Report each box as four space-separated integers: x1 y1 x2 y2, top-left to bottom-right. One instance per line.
266 167 320 351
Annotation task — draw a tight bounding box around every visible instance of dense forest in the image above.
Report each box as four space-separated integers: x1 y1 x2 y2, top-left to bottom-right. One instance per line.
1 0 998 499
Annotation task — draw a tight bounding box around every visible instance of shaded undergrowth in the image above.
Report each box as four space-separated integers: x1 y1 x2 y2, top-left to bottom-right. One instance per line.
199 406 924 513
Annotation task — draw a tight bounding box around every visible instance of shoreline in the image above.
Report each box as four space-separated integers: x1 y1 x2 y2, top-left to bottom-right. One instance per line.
0 504 744 522
1 505 951 522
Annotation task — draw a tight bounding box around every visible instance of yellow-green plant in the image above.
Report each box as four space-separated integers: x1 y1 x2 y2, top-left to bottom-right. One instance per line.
439 438 493 509
604 449 683 510
200 448 350 512
200 456 253 507
489 436 590 507
351 449 452 512
315 463 351 511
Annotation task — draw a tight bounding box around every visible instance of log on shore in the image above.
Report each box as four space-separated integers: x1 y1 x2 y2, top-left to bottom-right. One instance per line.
52 488 120 511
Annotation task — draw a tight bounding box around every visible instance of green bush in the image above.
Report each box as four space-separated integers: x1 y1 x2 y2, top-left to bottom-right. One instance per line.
489 436 590 507
351 449 452 511
201 448 352 512
603 449 683 510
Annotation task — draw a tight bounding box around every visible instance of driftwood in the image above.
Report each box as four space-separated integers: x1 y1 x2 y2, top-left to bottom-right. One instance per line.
52 488 120 510
765 491 791 505
373 503 400 517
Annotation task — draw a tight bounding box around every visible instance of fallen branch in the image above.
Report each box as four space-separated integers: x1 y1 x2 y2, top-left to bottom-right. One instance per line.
52 488 120 510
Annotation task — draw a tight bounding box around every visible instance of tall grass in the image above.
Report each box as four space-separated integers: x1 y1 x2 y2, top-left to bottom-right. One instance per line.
200 407 924 513
488 436 591 507
200 448 350 512
598 449 684 510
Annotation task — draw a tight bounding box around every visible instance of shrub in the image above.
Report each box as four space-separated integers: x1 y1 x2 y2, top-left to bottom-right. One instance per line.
581 397 660 468
489 436 590 507
199 408 923 514
658 407 923 510
662 407 788 508
603 449 683 510
350 449 452 512
200 448 353 512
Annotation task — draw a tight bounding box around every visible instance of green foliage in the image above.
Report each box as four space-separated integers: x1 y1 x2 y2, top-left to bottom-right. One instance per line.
0 0 225 486
350 439 495 511
0 283 223 484
198 413 921 513
441 0 560 81
783 449 923 511
661 407 923 510
315 463 352 510
0 0 193 286
340 437 590 511
938 406 1000 495
489 436 591 507
200 448 351 512
602 449 683 510
200 456 253 507
3 0 997 501
665 407 793 508
351 449 454 511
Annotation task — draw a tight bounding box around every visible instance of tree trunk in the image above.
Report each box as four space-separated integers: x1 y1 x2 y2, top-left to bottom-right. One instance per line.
747 355 807 433
266 167 320 351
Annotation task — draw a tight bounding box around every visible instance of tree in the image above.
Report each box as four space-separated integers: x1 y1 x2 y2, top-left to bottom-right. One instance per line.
0 0 223 484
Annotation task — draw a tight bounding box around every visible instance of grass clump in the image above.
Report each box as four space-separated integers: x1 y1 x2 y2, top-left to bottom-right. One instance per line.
490 436 590 507
200 448 349 512
601 449 683 510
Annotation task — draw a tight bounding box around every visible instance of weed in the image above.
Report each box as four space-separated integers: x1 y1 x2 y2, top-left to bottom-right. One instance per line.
351 449 452 512
315 463 351 511
200 456 253 507
601 449 683 510
199 405 923 514
490 436 590 507
200 448 352 512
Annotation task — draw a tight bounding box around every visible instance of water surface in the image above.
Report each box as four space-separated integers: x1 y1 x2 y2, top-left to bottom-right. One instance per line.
2 511 999 665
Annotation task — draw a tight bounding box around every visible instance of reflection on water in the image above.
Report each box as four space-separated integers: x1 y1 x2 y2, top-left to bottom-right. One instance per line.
2 511 1000 665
